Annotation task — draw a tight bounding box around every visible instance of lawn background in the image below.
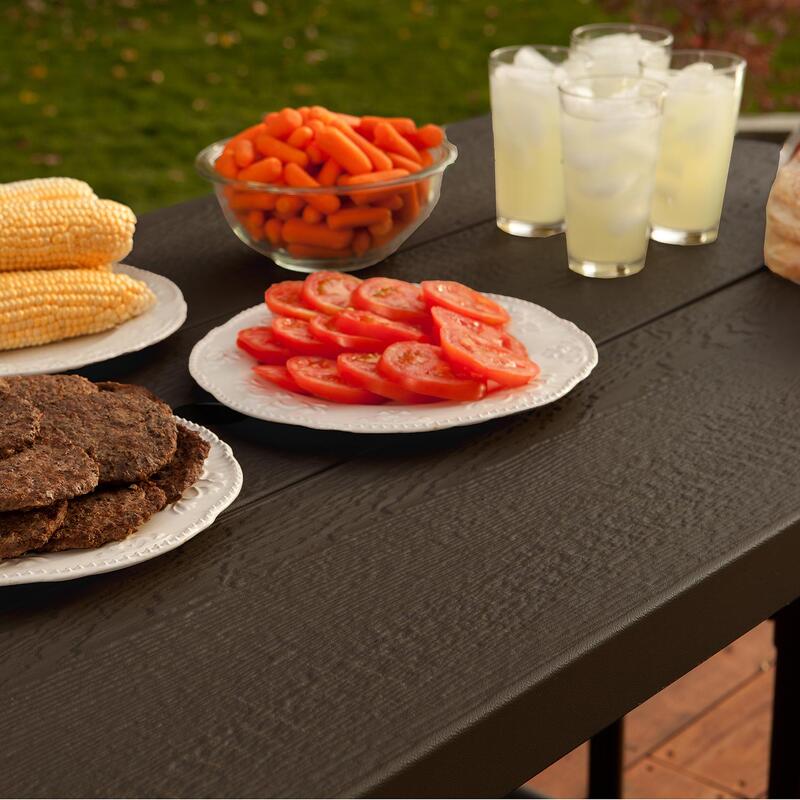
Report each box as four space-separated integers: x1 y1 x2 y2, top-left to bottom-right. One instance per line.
1 0 798 213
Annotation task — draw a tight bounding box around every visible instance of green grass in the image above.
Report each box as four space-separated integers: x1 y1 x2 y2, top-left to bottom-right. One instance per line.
0 0 791 214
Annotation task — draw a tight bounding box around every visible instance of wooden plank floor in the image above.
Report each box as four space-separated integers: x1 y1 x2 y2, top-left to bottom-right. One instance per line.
525 622 776 798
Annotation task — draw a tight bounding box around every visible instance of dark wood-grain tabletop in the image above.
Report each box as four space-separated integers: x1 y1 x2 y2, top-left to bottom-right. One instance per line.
2 117 798 799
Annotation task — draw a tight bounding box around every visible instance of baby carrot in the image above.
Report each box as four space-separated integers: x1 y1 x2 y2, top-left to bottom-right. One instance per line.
228 191 277 211
244 210 265 240
283 218 354 249
255 134 309 167
265 217 284 246
307 119 326 136
387 152 422 172
352 230 371 257
408 123 445 149
327 206 391 230
368 216 393 237
234 138 256 168
280 107 303 129
287 243 352 259
335 112 362 127
287 125 314 149
399 185 420 223
302 205 323 224
214 152 238 179
318 158 342 187
416 148 433 202
331 118 393 171
309 105 334 123
275 195 305 218
316 126 372 175
306 143 325 164
359 116 417 137
372 193 404 211
264 112 296 140
224 122 267 154
374 122 422 163
283 162 341 215
338 168 410 186
238 156 283 183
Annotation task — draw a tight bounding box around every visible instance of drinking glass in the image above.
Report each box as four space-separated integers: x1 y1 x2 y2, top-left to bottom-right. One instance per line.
559 75 666 278
570 23 673 75
489 45 571 237
643 50 747 245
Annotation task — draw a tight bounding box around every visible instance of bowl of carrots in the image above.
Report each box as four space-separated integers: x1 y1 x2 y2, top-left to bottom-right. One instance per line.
196 106 457 273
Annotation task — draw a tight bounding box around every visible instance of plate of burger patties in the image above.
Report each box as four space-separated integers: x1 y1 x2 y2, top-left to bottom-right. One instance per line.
0 374 242 586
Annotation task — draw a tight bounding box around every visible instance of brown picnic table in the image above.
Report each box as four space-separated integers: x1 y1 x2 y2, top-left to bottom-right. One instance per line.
1 116 799 799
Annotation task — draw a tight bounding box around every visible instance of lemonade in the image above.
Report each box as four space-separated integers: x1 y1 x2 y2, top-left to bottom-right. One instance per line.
489 46 577 237
645 52 746 245
559 76 666 278
571 23 672 76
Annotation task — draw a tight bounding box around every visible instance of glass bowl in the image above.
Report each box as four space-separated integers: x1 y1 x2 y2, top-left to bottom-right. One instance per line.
195 136 458 273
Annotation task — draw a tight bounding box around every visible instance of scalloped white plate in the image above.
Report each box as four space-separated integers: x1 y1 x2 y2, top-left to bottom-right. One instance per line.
0 263 187 376
0 418 242 586
189 294 598 433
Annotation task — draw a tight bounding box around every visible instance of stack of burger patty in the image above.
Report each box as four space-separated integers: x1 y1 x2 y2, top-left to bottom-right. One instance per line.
0 375 210 559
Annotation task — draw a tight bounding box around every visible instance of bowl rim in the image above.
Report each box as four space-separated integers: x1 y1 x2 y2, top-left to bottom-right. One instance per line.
195 136 458 195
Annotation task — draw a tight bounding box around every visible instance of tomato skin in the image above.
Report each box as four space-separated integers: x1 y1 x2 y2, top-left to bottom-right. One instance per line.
286 356 385 404
379 342 486 402
501 332 529 359
236 326 293 364
265 281 317 321
431 306 506 346
421 280 510 326
252 364 309 394
335 309 428 343
271 316 340 357
337 353 435 403
352 277 430 324
301 271 362 315
309 314 388 353
439 327 539 388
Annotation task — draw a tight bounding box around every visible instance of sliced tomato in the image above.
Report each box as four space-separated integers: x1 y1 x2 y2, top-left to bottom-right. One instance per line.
421 280 510 326
501 331 529 359
335 309 427 343
236 326 293 364
379 342 486 402
309 314 387 353
252 364 309 394
337 353 435 403
271 316 339 357
440 327 539 388
430 306 506 346
352 277 430 324
301 271 362 315
286 356 385 404
265 281 317 320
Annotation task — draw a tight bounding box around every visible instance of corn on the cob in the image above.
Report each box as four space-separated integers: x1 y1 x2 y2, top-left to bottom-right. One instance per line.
0 197 136 271
0 177 96 205
0 268 156 351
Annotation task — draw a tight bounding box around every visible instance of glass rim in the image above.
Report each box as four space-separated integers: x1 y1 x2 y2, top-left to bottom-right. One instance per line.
642 47 747 74
195 137 458 194
571 22 674 47
558 74 668 101
489 44 571 65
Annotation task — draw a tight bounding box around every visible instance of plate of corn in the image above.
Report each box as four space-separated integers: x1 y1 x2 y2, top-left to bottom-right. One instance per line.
0 177 187 375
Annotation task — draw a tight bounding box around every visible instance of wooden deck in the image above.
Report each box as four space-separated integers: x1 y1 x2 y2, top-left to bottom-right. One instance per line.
525 622 776 798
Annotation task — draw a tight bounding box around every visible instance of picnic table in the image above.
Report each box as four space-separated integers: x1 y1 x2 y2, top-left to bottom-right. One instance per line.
2 116 798 799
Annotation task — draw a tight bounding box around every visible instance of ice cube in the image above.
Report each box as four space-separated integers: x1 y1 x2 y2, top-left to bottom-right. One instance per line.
513 46 556 72
671 61 716 92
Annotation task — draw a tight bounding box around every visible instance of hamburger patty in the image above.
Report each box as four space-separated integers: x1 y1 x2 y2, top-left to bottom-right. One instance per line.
41 482 167 553
0 443 99 512
0 388 41 458
4 375 177 484
0 501 68 559
149 424 210 505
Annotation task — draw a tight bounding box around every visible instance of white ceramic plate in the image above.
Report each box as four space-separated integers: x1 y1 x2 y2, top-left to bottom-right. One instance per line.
189 294 598 434
0 418 242 586
0 263 187 376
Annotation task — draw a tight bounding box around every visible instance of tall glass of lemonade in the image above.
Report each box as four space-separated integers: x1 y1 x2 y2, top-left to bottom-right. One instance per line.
571 23 672 75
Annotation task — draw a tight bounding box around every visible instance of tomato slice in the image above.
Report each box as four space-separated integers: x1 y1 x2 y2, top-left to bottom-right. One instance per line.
440 327 539 388
337 353 435 403
379 342 486 401
236 326 293 364
352 277 430 324
301 271 362 315
286 356 385 404
335 309 427 343
265 281 317 320
430 306 505 346
271 316 339 357
421 280 510 326
252 364 309 394
309 314 388 353
501 332 529 359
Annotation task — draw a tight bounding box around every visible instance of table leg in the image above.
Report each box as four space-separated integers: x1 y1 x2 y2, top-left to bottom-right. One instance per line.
588 718 624 798
768 596 800 799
